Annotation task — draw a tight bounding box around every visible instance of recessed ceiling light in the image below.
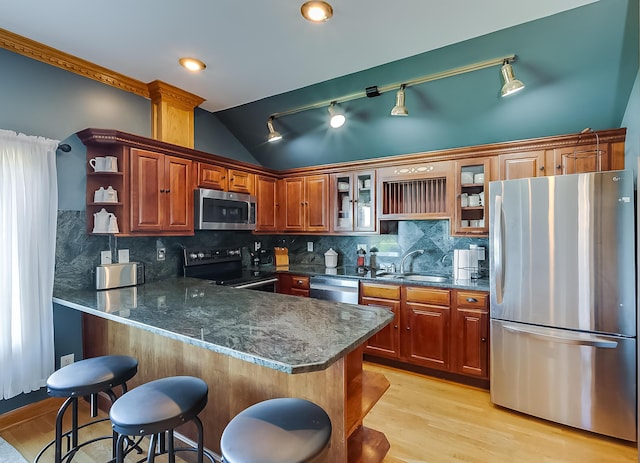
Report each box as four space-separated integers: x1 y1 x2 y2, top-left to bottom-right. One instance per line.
301 1 333 23
179 57 206 72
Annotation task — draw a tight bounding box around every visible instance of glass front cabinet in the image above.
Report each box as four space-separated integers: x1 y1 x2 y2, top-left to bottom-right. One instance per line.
331 170 376 233
453 158 491 236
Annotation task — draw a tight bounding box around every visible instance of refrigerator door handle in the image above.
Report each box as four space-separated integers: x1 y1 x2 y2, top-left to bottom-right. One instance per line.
502 323 619 349
492 195 504 304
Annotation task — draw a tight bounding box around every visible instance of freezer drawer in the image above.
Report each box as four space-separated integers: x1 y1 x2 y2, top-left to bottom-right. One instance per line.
490 319 636 441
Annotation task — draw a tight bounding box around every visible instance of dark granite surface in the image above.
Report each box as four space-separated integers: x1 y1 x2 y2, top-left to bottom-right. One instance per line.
53 277 394 374
271 264 490 292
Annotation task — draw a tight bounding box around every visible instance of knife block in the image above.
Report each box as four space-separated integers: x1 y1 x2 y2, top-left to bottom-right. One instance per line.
274 247 289 267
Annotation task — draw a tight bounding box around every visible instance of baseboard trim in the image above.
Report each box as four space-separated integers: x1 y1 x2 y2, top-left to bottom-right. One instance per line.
0 397 64 432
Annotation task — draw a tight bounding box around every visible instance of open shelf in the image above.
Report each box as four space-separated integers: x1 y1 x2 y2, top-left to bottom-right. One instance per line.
347 426 391 463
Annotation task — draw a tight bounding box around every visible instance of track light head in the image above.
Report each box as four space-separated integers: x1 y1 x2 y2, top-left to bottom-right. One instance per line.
500 61 525 97
391 85 409 116
328 102 345 128
267 117 282 142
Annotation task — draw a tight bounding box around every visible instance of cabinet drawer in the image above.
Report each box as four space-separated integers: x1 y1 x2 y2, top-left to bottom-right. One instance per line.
404 286 450 306
456 291 488 309
290 275 309 289
360 282 401 300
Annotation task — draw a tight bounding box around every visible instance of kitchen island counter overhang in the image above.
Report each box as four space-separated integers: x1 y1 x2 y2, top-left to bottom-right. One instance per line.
53 276 395 462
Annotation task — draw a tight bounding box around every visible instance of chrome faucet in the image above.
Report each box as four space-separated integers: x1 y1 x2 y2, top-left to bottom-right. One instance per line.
400 249 425 274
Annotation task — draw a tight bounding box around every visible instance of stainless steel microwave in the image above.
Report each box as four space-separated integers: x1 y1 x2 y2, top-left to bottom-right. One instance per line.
194 188 256 230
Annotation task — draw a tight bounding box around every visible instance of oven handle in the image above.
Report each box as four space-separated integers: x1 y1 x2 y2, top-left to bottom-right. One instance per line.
233 277 278 289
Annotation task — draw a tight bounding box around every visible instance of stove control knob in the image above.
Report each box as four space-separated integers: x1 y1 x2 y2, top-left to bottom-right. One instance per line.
189 252 198 260
198 252 205 259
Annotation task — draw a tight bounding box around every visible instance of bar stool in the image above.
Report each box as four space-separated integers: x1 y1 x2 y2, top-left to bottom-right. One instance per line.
35 355 138 463
221 398 332 463
109 375 214 463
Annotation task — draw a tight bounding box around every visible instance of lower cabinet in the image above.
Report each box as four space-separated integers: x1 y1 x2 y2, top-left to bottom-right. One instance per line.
277 273 310 297
361 282 489 380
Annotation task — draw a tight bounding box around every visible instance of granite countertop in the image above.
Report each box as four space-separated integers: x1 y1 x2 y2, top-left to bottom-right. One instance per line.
271 264 491 292
53 277 394 374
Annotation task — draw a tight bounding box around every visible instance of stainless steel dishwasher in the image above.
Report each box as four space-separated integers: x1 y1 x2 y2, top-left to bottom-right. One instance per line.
309 276 359 304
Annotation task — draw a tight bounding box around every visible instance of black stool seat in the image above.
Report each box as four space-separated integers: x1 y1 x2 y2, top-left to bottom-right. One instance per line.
47 355 138 397
110 376 212 463
221 398 332 463
35 355 139 463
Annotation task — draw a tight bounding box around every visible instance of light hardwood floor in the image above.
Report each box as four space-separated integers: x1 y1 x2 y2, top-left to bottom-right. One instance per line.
1 362 637 463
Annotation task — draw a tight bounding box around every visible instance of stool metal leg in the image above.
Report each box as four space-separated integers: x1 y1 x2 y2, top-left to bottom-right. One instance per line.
54 397 73 463
168 429 175 463
193 415 205 463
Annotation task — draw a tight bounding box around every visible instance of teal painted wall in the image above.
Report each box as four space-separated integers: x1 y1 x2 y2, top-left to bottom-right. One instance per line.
216 0 639 170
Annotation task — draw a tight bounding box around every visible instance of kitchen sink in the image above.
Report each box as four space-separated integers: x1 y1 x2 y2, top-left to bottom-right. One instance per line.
375 272 448 283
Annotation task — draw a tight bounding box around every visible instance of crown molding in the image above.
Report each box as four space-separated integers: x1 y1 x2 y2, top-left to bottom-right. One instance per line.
0 27 150 98
147 80 206 109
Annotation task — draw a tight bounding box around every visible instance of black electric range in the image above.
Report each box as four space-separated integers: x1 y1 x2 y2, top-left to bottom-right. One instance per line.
182 247 277 290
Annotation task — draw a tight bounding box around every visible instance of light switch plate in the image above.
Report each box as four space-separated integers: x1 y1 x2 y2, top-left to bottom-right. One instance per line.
118 249 129 263
307 242 314 252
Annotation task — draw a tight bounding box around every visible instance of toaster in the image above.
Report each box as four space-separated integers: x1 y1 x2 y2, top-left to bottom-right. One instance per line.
95 262 145 290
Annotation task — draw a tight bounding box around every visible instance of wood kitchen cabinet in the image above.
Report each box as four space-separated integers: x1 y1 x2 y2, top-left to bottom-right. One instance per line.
277 273 310 297
362 281 489 383
196 162 254 194
498 150 546 180
452 157 493 236
280 174 329 232
130 148 193 234
402 286 451 371
360 283 401 359
331 170 376 233
452 290 489 379
255 175 279 232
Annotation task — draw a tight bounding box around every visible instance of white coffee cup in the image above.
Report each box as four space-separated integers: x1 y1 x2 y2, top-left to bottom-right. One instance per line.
474 173 485 184
104 156 118 172
89 157 106 171
460 220 469 227
479 191 485 206
470 220 481 227
469 194 480 207
460 193 469 207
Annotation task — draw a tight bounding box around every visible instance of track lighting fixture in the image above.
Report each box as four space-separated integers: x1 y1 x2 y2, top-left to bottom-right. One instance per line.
500 60 525 97
267 117 282 142
328 102 346 128
265 54 524 141
391 85 408 116
301 1 333 23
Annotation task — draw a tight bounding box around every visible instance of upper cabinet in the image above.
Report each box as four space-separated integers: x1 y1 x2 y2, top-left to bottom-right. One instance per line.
453 158 492 236
331 170 376 233
280 174 329 233
195 162 254 195
377 161 454 221
130 148 193 234
255 175 279 233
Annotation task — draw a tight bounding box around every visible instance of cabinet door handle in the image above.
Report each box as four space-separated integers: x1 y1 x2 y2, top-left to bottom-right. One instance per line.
393 325 398 329
539 166 545 171
406 326 411 331
160 189 165 193
481 337 487 342
556 164 562 170
466 297 478 303
166 189 170 193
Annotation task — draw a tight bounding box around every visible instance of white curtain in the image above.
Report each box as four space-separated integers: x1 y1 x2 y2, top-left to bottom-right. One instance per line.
0 129 58 399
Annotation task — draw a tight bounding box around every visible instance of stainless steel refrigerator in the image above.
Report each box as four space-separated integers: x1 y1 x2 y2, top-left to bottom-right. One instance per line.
489 170 636 442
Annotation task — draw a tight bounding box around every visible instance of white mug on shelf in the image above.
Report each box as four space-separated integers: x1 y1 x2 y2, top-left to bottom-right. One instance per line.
469 194 480 207
461 172 474 184
460 193 469 207
107 214 119 234
474 173 485 184
104 156 118 172
460 220 469 227
479 191 484 206
89 157 106 171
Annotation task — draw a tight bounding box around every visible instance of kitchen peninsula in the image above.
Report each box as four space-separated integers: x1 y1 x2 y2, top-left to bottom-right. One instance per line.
53 277 394 462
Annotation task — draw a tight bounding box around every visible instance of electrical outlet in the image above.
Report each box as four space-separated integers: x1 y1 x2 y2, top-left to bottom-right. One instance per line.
100 251 112 265
118 249 129 263
307 242 314 252
60 353 74 368
157 248 166 261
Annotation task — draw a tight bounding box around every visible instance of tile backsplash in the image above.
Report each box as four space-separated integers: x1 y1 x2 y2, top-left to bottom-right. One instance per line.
55 210 488 290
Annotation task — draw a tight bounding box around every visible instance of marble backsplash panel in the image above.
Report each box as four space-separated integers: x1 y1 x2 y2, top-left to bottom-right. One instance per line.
55 211 488 290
